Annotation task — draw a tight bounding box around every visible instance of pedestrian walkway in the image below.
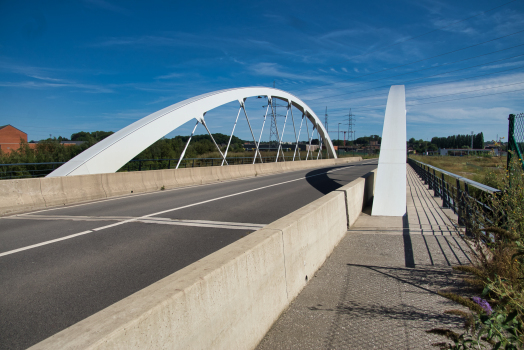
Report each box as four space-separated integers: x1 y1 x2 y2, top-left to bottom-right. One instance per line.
256 165 472 350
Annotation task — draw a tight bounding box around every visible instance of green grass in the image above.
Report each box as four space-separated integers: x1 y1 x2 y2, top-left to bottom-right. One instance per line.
410 155 506 187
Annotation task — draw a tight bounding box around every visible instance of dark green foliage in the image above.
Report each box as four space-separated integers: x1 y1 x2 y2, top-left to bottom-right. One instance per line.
428 157 524 349
0 132 247 166
354 135 381 145
431 133 484 149
408 138 438 153
71 131 114 143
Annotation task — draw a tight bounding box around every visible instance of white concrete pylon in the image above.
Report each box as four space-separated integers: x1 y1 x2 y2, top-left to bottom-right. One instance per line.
371 85 407 217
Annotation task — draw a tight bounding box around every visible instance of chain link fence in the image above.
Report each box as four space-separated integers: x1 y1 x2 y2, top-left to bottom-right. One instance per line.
508 113 524 170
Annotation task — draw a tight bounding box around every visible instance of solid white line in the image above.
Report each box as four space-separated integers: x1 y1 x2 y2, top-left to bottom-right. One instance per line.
1 161 377 257
0 230 93 258
137 219 263 230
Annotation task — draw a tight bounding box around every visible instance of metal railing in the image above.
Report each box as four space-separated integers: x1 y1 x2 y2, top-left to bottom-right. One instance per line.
408 158 500 234
123 155 307 172
0 153 330 180
508 113 524 170
0 162 66 179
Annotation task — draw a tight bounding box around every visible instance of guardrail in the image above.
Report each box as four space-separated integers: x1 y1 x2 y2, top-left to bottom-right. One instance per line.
0 155 322 180
408 158 500 234
0 162 66 180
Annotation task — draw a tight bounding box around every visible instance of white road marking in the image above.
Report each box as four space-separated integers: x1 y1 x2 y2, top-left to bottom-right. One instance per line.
136 219 265 230
0 231 93 258
4 215 266 230
1 161 377 257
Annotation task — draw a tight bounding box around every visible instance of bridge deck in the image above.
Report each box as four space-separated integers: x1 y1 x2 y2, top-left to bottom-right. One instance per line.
0 160 377 350
257 165 471 350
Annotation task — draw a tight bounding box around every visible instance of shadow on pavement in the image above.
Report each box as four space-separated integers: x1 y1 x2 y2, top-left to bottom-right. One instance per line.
304 162 378 195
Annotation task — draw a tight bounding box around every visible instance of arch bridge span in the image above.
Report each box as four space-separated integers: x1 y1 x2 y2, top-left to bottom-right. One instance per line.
48 87 336 177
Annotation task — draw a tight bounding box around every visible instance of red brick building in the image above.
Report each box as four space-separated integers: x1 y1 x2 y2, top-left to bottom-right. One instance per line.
0 125 36 154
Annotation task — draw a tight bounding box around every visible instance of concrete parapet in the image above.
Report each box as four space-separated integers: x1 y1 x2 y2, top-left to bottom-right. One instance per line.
265 191 347 300
191 167 219 184
29 167 377 350
155 169 179 190
39 176 68 208
0 177 46 216
1 158 363 216
173 167 193 187
61 174 106 205
101 171 146 198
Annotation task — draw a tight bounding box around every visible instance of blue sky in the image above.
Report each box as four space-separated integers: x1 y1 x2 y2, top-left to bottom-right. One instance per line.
1 0 523 144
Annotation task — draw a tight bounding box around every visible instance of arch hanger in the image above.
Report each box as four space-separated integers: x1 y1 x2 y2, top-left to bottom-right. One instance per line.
47 87 336 177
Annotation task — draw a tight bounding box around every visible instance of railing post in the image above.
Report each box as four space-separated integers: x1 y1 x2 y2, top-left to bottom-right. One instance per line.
433 169 438 196
442 173 449 208
463 182 471 236
456 178 462 223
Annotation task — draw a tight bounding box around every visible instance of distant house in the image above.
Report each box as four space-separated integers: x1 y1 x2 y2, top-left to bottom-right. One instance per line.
0 125 36 154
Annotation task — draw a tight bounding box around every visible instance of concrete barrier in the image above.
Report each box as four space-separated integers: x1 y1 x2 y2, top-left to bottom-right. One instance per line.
29 167 376 350
265 190 347 300
336 168 377 227
102 171 145 198
1 157 362 216
0 177 46 215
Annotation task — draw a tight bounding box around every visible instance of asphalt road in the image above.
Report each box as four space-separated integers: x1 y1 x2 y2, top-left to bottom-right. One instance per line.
0 159 377 350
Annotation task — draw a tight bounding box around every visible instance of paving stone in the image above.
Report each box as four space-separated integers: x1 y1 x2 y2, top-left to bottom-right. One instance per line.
256 165 471 350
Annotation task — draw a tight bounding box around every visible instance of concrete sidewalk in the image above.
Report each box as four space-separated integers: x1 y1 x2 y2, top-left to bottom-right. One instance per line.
256 165 471 349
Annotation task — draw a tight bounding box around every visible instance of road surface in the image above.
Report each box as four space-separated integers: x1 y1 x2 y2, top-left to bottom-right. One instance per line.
0 159 377 349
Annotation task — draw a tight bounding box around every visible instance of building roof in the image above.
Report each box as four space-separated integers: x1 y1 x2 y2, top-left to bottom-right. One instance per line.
0 124 27 134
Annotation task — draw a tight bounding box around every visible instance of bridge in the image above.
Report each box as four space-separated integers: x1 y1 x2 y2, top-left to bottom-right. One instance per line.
0 86 408 349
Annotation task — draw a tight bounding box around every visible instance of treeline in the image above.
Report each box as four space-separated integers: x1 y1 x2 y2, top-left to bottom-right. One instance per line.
134 133 245 160
333 135 381 146
431 132 484 149
0 131 246 165
1 131 115 164
408 138 438 153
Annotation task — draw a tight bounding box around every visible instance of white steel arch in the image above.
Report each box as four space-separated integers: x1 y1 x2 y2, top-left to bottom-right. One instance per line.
47 87 336 177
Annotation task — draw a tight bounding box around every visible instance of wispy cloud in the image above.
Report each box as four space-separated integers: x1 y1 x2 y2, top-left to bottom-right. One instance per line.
248 62 333 82
155 72 185 80
0 81 113 93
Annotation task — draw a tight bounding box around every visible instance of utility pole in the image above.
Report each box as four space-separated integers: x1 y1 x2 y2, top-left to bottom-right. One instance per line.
324 107 328 135
269 81 279 153
469 131 474 156
348 109 355 142
337 122 341 156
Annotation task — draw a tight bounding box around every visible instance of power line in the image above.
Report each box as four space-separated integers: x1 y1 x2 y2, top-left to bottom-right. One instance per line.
310 62 524 106
291 28 524 94
408 80 524 102
333 86 524 112
301 43 524 95
408 87 524 106
329 80 524 113
314 0 517 70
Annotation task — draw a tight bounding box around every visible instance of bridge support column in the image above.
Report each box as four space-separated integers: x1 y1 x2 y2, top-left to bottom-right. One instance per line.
372 85 406 217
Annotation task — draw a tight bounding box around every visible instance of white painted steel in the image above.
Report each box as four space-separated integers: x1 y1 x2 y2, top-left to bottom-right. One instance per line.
47 87 337 177
371 85 407 216
176 121 199 169
222 104 243 166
